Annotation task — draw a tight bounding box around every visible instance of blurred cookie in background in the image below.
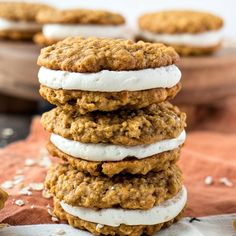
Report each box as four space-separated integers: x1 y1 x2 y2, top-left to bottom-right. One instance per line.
0 188 8 210
34 8 129 46
137 10 224 56
0 2 53 40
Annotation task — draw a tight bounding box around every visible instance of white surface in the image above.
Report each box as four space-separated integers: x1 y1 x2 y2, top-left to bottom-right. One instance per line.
38 65 181 92
1 213 235 236
60 186 187 227
42 24 129 40
139 30 223 47
0 18 41 31
51 130 186 162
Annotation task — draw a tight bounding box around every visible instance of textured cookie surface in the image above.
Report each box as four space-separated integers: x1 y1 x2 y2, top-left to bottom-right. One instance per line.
37 37 179 73
0 2 53 21
39 83 181 114
47 141 181 177
139 10 223 34
36 8 125 25
0 188 8 210
54 198 184 236
41 102 186 146
45 163 182 210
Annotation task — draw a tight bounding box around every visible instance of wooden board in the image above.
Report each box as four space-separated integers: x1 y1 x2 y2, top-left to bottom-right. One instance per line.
175 46 236 105
0 41 41 101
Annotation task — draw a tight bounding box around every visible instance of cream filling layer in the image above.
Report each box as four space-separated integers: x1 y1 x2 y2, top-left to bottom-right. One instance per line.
38 65 181 92
139 29 223 47
0 18 41 31
60 186 187 227
50 130 186 162
42 24 128 40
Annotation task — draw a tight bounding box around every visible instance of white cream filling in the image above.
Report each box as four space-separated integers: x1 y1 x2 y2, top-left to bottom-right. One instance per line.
0 18 41 31
42 24 128 40
139 29 223 47
50 130 186 162
38 65 181 92
60 186 187 227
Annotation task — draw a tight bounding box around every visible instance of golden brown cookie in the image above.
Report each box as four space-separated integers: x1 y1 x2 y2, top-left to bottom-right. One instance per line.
0 2 53 40
47 141 181 177
0 2 53 22
53 198 184 236
39 83 181 114
0 188 8 210
37 37 179 73
36 8 125 25
45 163 182 210
34 32 59 46
0 30 36 40
138 10 223 34
41 102 186 146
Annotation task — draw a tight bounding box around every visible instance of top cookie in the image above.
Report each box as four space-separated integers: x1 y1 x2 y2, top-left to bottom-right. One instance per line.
37 37 179 73
0 2 53 22
36 8 125 25
139 10 223 34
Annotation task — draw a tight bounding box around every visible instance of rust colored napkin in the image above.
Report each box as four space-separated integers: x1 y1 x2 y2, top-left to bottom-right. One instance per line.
0 117 235 225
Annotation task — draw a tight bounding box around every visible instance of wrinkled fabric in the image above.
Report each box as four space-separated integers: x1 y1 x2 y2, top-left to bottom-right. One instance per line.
0 117 235 226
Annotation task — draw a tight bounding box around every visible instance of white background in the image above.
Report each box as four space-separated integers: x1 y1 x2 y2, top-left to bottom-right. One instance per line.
5 0 236 40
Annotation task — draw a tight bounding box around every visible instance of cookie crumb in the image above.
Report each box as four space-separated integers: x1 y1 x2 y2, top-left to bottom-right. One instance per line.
219 177 233 187
55 228 65 235
13 175 24 185
204 176 213 185
15 199 25 206
29 183 44 191
96 224 104 230
19 186 32 196
1 128 14 138
42 189 52 198
25 159 35 166
1 180 14 189
52 216 59 222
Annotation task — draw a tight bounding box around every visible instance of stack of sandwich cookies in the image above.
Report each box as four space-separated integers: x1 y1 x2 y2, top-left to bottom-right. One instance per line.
34 9 127 46
39 37 187 235
137 10 224 56
0 2 52 40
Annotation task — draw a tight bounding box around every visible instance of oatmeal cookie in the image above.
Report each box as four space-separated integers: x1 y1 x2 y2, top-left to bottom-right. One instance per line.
45 163 182 210
0 188 8 210
0 2 53 22
41 102 186 146
138 10 223 34
36 8 125 25
47 141 181 177
39 83 181 114
54 198 184 236
37 37 179 73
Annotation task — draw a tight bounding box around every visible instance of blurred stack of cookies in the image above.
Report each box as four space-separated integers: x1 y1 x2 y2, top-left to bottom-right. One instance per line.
137 10 224 56
34 8 128 46
38 37 187 235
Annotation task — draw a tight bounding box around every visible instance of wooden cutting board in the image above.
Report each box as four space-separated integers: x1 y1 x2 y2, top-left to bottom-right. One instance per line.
0 41 235 104
176 46 236 105
0 41 41 101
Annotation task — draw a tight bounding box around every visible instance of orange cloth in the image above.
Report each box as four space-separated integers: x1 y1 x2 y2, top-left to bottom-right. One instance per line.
0 117 235 225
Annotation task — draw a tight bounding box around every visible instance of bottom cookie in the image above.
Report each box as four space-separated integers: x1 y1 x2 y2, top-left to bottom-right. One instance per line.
53 198 185 236
136 36 221 56
0 188 8 210
0 29 38 40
